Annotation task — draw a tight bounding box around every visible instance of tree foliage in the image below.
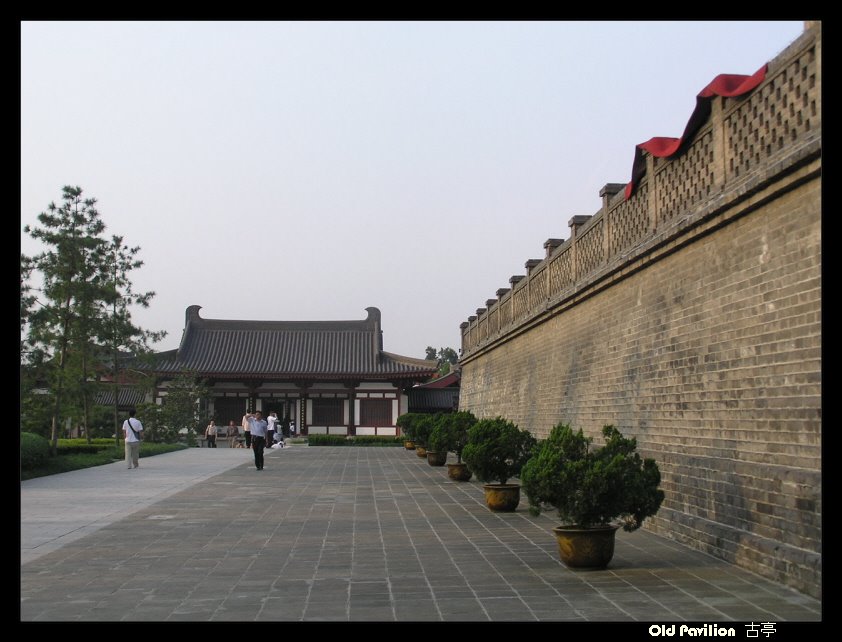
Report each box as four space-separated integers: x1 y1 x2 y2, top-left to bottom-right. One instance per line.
102 235 166 445
137 372 209 444
23 186 109 452
21 186 164 451
424 346 459 377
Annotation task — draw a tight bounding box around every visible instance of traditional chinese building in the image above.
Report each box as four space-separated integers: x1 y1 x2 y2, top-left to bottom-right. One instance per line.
408 369 460 414
146 305 437 436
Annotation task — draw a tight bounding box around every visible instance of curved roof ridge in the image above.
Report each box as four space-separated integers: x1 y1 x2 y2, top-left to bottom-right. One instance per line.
150 306 436 379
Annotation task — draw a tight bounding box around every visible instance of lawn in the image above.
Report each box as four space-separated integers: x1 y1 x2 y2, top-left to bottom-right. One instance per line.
20 439 189 481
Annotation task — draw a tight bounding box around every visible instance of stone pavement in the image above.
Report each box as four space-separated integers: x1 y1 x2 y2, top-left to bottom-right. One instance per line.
20 446 822 622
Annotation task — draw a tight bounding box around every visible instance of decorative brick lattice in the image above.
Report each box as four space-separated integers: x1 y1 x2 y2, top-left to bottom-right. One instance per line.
576 218 605 278
548 248 573 299
654 128 715 224
529 268 547 310
608 182 650 256
487 307 499 337
500 297 512 328
725 45 818 180
512 285 528 321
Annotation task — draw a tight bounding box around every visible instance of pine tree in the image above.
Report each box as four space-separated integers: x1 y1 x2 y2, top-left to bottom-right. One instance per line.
102 235 166 447
23 186 109 453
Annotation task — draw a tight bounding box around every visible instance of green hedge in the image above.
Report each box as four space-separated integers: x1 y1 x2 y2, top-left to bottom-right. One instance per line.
55 439 115 454
307 434 405 447
57 444 107 454
307 434 347 446
20 432 51 470
350 435 404 446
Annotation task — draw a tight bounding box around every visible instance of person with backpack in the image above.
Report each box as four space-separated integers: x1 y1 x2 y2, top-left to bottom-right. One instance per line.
123 409 144 469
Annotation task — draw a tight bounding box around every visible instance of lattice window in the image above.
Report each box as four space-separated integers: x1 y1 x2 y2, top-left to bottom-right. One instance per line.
576 218 605 278
725 45 817 181
512 285 528 320
529 269 547 310
312 398 343 425
548 248 572 298
654 129 715 224
608 182 650 255
213 397 246 427
359 399 392 426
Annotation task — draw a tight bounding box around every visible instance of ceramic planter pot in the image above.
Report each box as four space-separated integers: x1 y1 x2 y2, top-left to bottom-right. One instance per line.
426 450 447 466
552 524 620 569
447 462 472 482
482 484 520 512
415 446 427 458
404 440 416 450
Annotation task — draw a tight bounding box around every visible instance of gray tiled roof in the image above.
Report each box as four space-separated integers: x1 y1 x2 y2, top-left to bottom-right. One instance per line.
408 388 460 413
94 387 147 408
148 306 437 380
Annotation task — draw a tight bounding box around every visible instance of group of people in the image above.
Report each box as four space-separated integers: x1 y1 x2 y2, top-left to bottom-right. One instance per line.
241 411 296 470
120 406 299 472
203 420 240 448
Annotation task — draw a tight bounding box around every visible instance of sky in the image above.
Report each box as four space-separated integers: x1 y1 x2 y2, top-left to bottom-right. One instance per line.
20 21 807 360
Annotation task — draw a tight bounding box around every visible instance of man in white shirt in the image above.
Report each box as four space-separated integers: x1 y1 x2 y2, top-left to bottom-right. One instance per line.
245 411 268 470
266 412 278 446
123 409 144 469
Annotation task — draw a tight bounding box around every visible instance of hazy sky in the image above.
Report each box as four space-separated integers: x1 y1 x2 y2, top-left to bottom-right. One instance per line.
21 21 806 360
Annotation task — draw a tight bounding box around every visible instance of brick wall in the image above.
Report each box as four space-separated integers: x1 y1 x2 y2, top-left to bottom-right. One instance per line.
459 24 821 597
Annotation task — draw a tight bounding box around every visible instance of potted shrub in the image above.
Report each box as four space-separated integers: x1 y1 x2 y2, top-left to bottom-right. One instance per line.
433 411 476 481
396 412 417 450
412 414 435 458
521 423 665 569
426 415 449 466
462 417 536 511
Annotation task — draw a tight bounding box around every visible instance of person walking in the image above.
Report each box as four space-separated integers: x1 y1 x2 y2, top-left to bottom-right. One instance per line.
245 411 268 470
227 420 238 447
266 411 278 446
122 409 144 469
242 413 252 448
205 420 218 448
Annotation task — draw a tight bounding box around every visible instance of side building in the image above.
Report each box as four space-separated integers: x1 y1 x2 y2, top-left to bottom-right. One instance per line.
146 305 437 436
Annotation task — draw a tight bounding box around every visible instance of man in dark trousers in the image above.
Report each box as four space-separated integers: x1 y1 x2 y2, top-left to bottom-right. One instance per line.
244 411 268 470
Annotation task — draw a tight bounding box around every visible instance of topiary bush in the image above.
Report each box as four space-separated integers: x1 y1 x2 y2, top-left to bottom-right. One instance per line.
20 432 51 470
462 417 536 485
521 423 664 531
412 414 437 447
429 411 477 463
396 412 422 441
428 419 449 454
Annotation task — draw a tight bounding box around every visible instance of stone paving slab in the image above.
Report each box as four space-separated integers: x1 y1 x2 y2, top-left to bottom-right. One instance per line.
21 446 821 622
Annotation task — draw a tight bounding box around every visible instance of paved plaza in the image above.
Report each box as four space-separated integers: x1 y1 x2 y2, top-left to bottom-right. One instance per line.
20 445 821 622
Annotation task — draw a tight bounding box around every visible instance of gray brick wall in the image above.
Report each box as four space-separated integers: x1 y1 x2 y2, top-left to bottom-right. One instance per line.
459 25 821 598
